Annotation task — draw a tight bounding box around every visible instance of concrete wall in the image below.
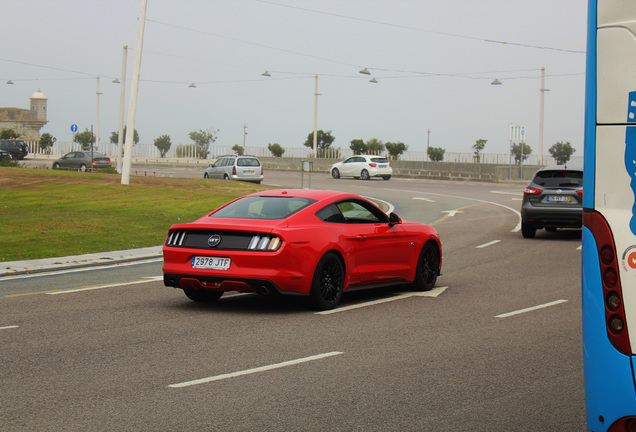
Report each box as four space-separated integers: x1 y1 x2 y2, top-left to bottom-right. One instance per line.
259 156 536 183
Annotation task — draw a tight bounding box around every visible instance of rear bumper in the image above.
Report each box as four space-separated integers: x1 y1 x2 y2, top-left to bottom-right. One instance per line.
164 273 306 297
522 207 582 228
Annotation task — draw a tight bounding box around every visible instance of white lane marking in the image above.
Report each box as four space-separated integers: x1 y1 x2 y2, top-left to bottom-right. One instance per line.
0 325 19 330
413 197 435 203
442 210 464 217
494 299 568 318
577 245 582 250
476 240 501 249
1 258 163 281
169 351 344 388
316 286 448 315
401 190 522 233
47 276 163 295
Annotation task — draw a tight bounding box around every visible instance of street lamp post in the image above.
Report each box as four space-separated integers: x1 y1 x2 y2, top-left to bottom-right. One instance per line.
96 76 101 152
313 74 319 158
121 0 147 186
539 67 550 166
116 45 128 173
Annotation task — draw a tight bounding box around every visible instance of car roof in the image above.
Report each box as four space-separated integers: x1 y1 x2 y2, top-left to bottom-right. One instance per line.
536 165 583 172
249 189 362 202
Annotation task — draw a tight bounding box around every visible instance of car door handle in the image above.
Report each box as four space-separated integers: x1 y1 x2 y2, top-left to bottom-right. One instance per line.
355 234 367 240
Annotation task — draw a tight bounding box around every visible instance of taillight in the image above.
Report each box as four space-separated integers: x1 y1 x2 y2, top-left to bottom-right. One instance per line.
524 186 542 195
585 211 631 355
232 166 237 175
369 163 377 167
247 235 281 251
577 189 583 197
389 163 393 167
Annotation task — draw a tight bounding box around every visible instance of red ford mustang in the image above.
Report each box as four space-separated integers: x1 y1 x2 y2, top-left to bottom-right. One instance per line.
162 189 442 310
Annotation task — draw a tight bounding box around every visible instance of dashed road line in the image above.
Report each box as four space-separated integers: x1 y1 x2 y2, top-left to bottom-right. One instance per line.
495 299 568 318
316 286 447 315
476 240 501 249
169 351 344 388
46 276 163 295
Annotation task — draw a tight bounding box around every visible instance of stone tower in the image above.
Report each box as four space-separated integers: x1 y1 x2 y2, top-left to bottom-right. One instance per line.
30 90 47 122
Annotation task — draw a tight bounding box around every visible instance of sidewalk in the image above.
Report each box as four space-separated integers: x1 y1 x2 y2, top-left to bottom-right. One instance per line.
0 246 163 277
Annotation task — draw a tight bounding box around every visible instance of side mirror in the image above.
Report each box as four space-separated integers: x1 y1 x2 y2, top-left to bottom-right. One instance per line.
389 212 402 226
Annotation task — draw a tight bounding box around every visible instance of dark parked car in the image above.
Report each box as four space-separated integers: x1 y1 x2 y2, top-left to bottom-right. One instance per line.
0 149 11 160
52 151 112 171
0 139 28 160
521 166 583 238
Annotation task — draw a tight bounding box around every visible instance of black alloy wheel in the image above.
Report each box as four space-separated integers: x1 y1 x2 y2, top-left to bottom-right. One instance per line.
310 252 344 310
413 241 439 291
332 168 340 179
204 172 209 179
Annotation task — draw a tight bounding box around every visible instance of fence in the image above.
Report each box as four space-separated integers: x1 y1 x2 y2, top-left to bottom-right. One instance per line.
24 140 584 167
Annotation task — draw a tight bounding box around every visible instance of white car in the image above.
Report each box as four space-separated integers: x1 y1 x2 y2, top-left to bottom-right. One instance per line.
330 155 392 180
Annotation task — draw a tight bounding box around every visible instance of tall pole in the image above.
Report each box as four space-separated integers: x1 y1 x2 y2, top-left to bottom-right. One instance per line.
116 45 128 173
313 74 319 158
243 124 247 147
121 0 147 185
95 76 101 152
426 128 430 161
539 67 548 166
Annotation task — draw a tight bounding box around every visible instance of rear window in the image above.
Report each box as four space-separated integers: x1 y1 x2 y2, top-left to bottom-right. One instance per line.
237 157 260 167
533 170 583 187
370 157 389 163
211 196 316 220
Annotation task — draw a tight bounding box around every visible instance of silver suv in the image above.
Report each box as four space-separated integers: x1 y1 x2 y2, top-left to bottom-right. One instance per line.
521 166 583 238
204 155 263 184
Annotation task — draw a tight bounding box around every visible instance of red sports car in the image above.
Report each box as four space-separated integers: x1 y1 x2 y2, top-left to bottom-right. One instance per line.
162 189 442 310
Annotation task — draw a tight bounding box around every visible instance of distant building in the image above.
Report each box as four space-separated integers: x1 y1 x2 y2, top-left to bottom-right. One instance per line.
0 90 48 140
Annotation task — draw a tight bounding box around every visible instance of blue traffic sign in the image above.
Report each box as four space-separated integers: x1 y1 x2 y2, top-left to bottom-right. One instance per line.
70 124 78 133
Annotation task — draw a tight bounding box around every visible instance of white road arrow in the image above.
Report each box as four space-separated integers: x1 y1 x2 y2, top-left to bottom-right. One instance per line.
442 210 464 217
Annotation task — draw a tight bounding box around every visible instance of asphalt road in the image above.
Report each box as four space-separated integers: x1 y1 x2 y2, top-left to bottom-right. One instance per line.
0 169 586 431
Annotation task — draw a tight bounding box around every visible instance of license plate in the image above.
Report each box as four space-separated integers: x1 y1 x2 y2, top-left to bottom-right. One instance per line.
191 256 231 270
547 195 572 202
243 169 255 175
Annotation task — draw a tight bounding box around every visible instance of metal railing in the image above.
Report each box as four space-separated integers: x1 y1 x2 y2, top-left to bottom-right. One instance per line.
24 140 584 167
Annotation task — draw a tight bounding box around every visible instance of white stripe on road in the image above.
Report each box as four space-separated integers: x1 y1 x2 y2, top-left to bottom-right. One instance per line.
316 286 448 315
169 351 344 388
413 197 435 203
1 258 163 281
0 325 19 330
476 240 501 249
494 299 568 318
47 276 163 295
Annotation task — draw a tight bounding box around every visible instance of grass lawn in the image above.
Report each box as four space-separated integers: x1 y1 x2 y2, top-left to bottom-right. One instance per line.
0 167 270 262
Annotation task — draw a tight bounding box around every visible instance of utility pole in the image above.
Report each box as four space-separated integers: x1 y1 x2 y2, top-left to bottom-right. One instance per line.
313 74 319 158
243 124 247 147
116 45 128 173
121 0 147 185
96 76 101 152
427 129 431 161
539 67 549 166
